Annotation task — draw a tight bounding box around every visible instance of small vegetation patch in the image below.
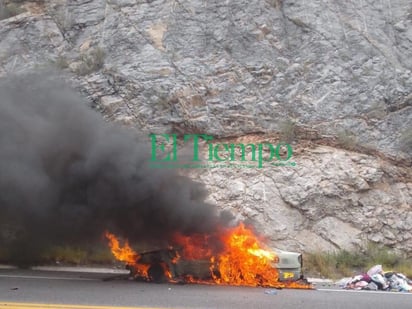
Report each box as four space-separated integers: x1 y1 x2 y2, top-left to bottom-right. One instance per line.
336 129 358 150
366 101 387 119
304 243 412 279
0 244 116 266
268 0 283 10
400 128 412 154
278 119 297 143
75 47 105 75
0 1 25 20
53 55 69 69
40 245 115 265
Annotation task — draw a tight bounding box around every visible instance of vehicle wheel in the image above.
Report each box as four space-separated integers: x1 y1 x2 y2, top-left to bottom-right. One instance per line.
148 263 166 283
126 264 136 277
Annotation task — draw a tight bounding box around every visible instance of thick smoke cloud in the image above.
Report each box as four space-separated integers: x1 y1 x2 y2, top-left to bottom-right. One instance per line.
0 72 233 264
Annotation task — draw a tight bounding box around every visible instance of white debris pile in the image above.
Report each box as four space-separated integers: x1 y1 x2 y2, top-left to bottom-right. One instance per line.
337 265 412 292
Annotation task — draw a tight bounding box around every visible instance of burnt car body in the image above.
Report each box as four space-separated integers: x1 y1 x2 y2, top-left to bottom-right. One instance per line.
270 248 304 282
127 247 304 284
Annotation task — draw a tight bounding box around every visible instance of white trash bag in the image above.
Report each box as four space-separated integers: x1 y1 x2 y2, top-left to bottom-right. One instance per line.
367 265 383 277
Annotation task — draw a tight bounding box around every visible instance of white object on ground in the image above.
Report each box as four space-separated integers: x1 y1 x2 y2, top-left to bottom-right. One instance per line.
367 265 383 277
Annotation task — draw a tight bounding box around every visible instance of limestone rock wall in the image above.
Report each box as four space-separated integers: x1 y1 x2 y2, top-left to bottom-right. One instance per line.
0 0 411 254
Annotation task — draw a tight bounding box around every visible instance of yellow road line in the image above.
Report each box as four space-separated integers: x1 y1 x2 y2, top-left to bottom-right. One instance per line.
0 302 164 309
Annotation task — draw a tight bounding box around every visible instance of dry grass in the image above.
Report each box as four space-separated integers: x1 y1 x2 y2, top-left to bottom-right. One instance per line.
39 245 116 265
0 244 116 266
303 244 412 279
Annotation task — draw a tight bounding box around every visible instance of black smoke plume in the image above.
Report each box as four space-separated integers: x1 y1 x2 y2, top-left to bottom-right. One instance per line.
0 72 233 265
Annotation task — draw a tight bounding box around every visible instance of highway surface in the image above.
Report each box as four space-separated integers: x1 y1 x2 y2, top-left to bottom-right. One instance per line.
0 269 411 309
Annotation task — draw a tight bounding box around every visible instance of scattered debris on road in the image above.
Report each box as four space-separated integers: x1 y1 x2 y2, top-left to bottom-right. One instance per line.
264 289 278 295
337 265 412 292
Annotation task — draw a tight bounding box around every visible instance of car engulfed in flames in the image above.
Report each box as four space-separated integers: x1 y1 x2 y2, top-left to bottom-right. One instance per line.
105 223 313 289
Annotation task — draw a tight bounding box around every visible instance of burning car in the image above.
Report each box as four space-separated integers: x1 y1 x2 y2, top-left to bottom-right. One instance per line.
126 247 304 284
106 223 312 289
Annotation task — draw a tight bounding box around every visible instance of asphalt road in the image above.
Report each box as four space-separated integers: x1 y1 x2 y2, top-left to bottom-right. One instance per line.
0 269 411 309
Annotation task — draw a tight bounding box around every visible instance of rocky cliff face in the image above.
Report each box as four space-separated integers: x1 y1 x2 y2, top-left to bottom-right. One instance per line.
0 0 411 254
183 139 411 254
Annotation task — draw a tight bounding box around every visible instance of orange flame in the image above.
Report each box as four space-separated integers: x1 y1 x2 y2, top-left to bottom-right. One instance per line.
105 223 312 289
210 223 280 287
104 231 150 278
172 233 213 260
104 231 138 264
